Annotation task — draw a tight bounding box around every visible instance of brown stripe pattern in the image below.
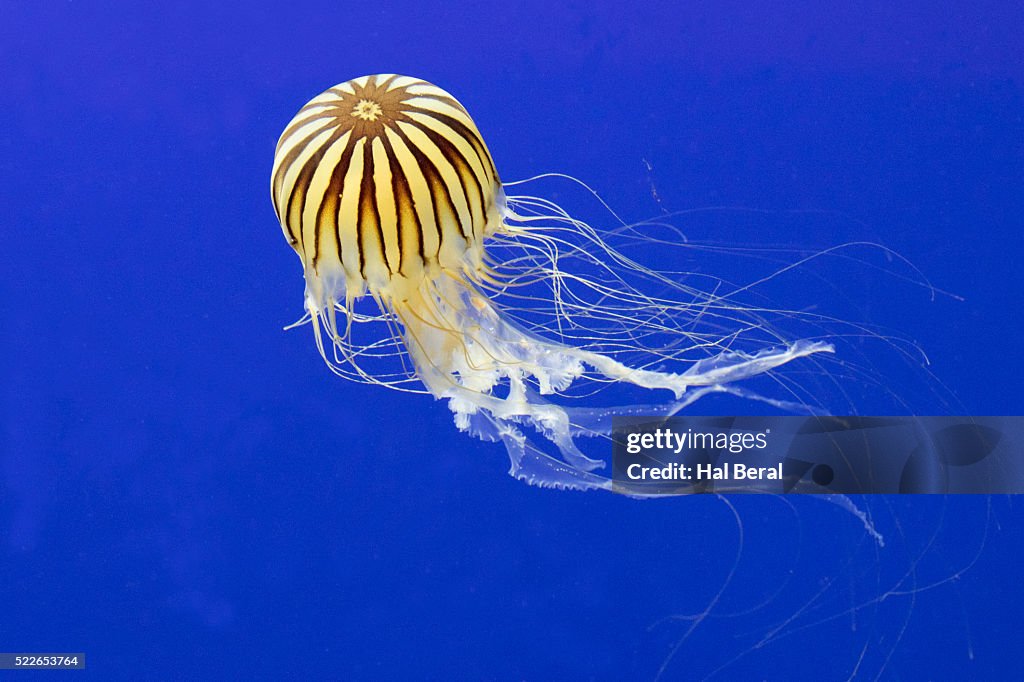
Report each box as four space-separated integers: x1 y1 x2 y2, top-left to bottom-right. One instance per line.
271 75 501 285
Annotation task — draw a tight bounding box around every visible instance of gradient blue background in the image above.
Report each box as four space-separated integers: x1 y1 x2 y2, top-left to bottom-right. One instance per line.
2 2 1022 679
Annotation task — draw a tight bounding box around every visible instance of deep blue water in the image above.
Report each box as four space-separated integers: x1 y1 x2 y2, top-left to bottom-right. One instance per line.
3 2 1023 680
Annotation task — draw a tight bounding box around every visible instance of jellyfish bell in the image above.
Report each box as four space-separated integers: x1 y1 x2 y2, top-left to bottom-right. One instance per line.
270 74 833 492
271 74 503 302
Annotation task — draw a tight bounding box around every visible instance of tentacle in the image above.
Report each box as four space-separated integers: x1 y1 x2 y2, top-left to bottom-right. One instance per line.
395 273 832 487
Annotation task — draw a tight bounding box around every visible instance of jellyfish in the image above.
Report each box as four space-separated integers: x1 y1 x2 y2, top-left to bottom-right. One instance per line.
270 74 834 492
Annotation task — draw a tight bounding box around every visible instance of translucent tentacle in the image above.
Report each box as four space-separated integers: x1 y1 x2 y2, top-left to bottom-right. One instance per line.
460 407 612 492
395 273 835 491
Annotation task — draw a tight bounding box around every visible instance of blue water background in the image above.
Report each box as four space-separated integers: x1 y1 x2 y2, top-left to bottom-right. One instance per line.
3 2 1023 679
